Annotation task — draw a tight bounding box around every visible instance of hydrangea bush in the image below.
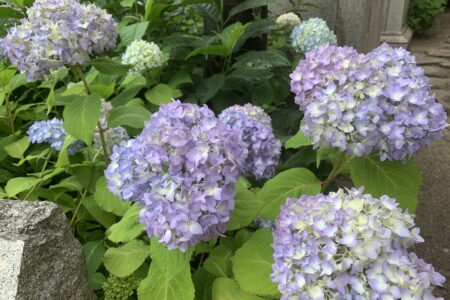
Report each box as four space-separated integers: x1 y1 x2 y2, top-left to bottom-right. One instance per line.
0 0 446 299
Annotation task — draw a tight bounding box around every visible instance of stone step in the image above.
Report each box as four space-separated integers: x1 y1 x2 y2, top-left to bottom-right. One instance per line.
423 66 450 78
426 49 450 58
429 78 450 90
415 53 449 65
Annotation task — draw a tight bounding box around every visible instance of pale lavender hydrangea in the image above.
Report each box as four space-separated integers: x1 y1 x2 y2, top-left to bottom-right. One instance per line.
272 188 445 299
105 101 248 251
290 44 448 160
219 104 281 179
291 18 337 53
27 118 83 154
2 0 117 81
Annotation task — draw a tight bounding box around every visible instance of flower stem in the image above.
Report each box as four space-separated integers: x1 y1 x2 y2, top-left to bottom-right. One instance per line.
75 65 109 164
322 154 351 191
4 95 16 135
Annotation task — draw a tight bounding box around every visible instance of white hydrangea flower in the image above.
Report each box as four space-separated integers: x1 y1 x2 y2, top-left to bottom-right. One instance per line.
122 40 164 74
276 12 301 28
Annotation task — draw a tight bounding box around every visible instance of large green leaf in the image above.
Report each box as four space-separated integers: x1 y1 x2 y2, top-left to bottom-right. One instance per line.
231 229 279 297
94 177 130 216
196 74 226 103
220 22 249 52
285 130 313 149
108 105 151 128
83 240 105 275
5 177 40 197
103 240 150 278
192 267 214 300
0 7 25 19
145 84 174 105
203 244 233 277
258 168 321 220
186 45 230 59
107 203 144 243
89 58 131 76
212 277 265 300
138 242 194 300
4 136 30 159
228 179 263 230
81 196 116 228
63 94 101 144
119 22 149 45
228 0 278 18
350 157 422 212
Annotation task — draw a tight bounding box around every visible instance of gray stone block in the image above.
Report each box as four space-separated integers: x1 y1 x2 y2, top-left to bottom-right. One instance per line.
380 0 413 48
0 200 95 300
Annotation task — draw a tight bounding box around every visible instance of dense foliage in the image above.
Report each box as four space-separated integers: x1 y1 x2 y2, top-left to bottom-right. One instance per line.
408 0 447 35
0 0 447 299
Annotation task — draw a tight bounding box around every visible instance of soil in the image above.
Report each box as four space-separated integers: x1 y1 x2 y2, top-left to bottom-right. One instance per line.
410 10 450 298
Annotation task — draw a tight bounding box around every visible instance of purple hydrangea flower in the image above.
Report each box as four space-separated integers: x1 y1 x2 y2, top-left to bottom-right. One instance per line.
105 101 248 251
272 187 445 299
290 44 448 160
219 104 281 179
27 118 83 154
2 0 117 81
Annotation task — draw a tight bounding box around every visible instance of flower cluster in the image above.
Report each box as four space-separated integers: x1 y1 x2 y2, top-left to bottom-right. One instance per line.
276 12 301 29
94 100 129 154
27 118 83 154
291 44 448 160
219 104 281 179
272 188 445 299
105 101 247 251
2 0 117 81
121 40 164 74
291 18 337 53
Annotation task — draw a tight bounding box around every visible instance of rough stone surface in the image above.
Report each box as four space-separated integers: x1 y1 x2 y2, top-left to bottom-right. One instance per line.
0 200 96 300
410 9 450 299
380 0 413 48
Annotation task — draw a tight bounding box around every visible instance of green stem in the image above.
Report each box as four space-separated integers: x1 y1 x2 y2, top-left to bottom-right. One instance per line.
75 65 110 164
4 95 16 135
23 149 54 200
69 190 87 227
322 154 351 191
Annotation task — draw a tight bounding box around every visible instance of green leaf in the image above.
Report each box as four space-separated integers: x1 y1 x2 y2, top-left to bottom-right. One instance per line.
220 22 249 52
137 256 194 300
5 74 26 93
108 105 151 128
107 203 144 243
258 168 321 220
81 196 116 228
63 94 101 144
231 229 279 297
196 74 226 103
203 244 233 277
350 157 422 212
4 136 30 159
120 0 136 7
285 130 313 149
87 272 106 290
0 7 25 19
167 71 193 88
5 177 40 197
89 58 131 76
234 50 290 70
228 179 263 230
186 45 230 59
50 175 82 191
228 0 278 18
94 177 130 216
83 240 106 275
212 277 265 300
104 240 150 278
192 267 214 300
145 84 173 105
119 22 149 45
150 239 193 280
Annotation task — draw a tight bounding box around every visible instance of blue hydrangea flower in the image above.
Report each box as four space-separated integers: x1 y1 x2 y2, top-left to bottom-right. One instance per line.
290 44 448 160
219 104 281 180
121 40 164 74
105 101 248 251
272 188 445 299
2 0 117 81
291 17 337 53
27 118 83 154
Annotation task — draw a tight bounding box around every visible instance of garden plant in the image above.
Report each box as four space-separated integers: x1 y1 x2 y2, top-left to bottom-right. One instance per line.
0 0 448 299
